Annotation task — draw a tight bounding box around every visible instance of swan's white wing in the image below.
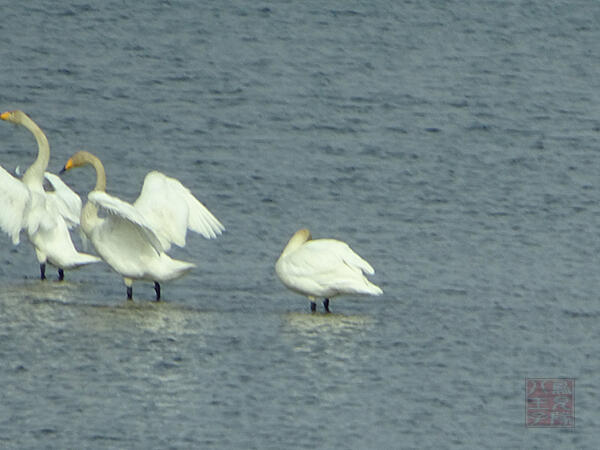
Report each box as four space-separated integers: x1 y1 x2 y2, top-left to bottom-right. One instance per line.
26 190 58 236
89 191 163 254
289 240 375 275
316 239 375 275
44 172 82 228
133 171 224 251
282 241 355 277
0 164 31 244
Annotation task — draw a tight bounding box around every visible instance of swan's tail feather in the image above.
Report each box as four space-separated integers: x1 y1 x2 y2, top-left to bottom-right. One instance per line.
363 280 383 296
71 253 102 266
152 254 196 282
53 252 101 270
336 276 383 297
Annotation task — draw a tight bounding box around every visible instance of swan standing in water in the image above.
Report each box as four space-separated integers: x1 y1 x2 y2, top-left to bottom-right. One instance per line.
61 151 224 301
0 110 100 280
275 228 383 312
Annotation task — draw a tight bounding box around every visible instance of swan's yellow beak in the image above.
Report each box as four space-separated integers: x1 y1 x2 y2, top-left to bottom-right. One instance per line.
60 159 74 174
0 111 11 121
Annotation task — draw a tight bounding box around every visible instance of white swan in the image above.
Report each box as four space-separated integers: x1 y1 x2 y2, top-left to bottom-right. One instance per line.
0 110 100 280
61 150 225 301
275 228 383 312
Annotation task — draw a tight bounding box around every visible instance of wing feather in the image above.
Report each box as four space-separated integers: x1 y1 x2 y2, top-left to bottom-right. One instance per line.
301 240 375 275
89 191 163 254
44 172 82 228
0 165 31 244
133 171 224 251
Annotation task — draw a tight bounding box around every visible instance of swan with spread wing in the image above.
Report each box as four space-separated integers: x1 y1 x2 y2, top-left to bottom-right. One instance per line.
61 150 224 301
0 110 100 280
276 228 383 312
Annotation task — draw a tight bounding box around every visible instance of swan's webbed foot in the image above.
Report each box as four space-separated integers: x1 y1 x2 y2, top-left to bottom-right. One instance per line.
57 268 64 282
154 282 161 301
127 286 133 301
40 263 46 281
310 302 316 313
323 298 330 313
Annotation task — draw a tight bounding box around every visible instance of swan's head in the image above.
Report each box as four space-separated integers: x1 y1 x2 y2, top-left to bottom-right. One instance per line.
0 110 26 124
294 228 312 242
61 150 98 172
61 150 106 191
279 228 312 258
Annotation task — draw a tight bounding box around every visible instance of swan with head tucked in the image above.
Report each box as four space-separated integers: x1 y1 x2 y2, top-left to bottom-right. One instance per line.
61 150 225 301
275 228 383 312
0 110 100 280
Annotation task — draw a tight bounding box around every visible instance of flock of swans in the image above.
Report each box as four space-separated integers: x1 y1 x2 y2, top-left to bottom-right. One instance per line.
0 110 382 312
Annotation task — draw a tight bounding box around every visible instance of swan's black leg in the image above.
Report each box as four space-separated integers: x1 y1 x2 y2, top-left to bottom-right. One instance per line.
57 268 64 282
40 263 46 281
323 298 330 313
310 301 316 313
127 286 133 300
154 282 161 301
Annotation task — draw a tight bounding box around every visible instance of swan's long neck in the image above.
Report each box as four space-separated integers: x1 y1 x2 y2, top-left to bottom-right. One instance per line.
280 229 312 259
77 151 107 235
81 201 99 237
88 154 107 192
21 114 50 189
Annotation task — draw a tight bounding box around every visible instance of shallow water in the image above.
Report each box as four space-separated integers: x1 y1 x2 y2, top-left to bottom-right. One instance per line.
1 0 599 448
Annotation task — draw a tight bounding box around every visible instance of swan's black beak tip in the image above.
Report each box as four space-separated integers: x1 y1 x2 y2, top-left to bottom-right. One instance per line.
59 166 66 175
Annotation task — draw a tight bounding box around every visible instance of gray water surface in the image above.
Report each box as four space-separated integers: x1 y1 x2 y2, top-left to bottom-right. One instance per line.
1 1 600 448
